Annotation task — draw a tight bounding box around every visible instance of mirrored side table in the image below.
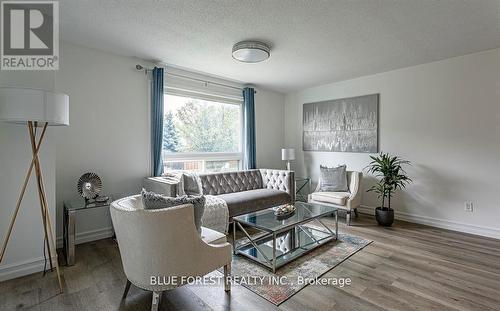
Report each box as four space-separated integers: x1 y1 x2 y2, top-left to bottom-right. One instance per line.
295 177 311 202
63 197 113 266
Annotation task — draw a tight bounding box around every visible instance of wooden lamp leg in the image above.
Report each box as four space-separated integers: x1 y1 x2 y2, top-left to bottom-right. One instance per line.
0 122 47 263
28 122 63 293
29 122 53 271
0 122 63 293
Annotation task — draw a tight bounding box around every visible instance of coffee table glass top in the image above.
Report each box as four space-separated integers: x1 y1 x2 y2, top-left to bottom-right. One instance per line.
294 177 310 182
233 201 337 232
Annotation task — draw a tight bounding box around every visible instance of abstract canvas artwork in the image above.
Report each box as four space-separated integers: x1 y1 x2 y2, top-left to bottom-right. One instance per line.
303 94 379 153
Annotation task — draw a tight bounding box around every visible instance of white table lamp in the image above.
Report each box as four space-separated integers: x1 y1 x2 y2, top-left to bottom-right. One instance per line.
281 148 295 171
0 87 69 293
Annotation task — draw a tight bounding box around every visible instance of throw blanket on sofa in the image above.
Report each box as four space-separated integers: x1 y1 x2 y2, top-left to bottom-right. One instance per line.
202 195 229 234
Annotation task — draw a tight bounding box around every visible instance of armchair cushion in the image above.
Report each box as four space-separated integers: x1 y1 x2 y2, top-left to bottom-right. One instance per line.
310 191 350 206
201 227 227 245
141 189 205 234
319 165 348 192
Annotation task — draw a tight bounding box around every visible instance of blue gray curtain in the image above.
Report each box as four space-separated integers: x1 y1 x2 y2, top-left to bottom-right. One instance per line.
151 67 164 176
243 87 256 169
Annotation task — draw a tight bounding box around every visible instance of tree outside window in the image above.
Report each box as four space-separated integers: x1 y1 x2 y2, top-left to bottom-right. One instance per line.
162 94 242 172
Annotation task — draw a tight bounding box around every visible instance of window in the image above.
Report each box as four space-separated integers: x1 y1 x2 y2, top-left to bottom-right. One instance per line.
162 93 242 173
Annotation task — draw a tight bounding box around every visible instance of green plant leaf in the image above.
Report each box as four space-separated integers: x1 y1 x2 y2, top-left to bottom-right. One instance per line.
364 152 412 209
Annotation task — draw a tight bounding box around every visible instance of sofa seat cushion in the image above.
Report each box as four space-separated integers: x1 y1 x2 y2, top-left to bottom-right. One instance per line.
218 189 291 217
310 192 350 206
201 227 226 245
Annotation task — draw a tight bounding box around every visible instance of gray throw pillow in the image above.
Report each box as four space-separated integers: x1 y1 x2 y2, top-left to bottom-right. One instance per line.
319 165 348 192
182 172 203 196
141 189 205 234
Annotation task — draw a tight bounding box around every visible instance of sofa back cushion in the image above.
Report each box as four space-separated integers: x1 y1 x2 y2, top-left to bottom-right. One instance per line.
199 170 263 195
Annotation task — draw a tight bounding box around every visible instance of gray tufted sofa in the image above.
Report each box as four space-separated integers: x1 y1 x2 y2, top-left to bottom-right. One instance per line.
199 169 295 218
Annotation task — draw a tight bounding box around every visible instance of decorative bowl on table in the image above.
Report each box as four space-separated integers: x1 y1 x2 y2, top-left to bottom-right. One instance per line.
274 204 296 218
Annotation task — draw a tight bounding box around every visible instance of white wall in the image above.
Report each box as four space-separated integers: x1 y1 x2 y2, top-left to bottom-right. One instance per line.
0 71 57 280
284 48 500 238
255 88 285 170
53 42 151 245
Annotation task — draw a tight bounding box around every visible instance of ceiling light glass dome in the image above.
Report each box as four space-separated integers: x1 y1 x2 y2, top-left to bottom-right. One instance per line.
232 41 270 63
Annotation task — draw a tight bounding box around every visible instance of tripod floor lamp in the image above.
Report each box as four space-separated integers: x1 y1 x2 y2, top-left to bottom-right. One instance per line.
0 87 69 293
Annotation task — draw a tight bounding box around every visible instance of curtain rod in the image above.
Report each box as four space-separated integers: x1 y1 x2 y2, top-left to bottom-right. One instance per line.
136 64 255 93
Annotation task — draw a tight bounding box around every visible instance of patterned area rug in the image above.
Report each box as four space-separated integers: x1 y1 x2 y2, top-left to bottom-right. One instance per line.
222 232 371 305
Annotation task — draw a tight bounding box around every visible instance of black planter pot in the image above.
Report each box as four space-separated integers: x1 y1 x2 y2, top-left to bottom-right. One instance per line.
375 207 394 226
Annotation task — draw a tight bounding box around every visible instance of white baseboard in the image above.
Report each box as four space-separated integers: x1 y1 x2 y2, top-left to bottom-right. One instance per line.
0 227 113 282
358 205 500 239
0 255 57 282
56 226 114 249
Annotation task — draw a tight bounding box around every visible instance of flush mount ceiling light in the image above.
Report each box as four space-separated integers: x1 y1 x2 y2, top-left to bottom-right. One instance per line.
232 41 270 63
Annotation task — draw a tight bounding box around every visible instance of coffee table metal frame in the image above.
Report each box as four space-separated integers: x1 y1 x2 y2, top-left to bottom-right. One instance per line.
232 204 338 273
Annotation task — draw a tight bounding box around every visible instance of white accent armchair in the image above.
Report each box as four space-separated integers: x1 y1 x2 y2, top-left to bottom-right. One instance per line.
308 171 362 225
110 195 232 311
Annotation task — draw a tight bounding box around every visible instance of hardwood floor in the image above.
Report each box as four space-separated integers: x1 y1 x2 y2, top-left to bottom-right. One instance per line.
1 213 500 311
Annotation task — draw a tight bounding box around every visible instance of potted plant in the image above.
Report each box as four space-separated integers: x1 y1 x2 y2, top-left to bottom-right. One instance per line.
366 153 412 226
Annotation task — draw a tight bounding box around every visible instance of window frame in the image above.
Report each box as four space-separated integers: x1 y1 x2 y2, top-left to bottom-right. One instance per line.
162 89 244 173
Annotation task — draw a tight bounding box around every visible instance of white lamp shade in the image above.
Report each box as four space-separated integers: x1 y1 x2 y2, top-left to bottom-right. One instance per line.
0 87 69 126
281 148 295 161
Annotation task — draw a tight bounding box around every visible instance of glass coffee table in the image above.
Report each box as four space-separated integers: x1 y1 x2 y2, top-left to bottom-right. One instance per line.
232 202 338 273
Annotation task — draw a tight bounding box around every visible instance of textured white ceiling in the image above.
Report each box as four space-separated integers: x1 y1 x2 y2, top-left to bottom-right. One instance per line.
60 0 500 93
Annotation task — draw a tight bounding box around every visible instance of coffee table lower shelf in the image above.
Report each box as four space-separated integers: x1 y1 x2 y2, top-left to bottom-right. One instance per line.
233 214 338 273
